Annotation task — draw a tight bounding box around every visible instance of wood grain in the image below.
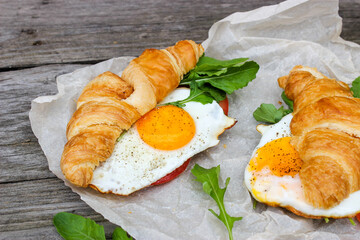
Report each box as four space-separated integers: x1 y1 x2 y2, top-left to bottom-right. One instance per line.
0 178 117 239
0 64 87 183
0 0 281 69
1 0 358 70
0 0 359 239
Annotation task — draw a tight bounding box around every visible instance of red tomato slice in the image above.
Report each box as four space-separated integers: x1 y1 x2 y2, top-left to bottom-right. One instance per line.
219 97 229 116
151 159 191 185
356 213 360 223
151 97 230 186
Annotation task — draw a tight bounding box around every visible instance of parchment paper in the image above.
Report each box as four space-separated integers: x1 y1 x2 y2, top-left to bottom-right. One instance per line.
29 0 360 239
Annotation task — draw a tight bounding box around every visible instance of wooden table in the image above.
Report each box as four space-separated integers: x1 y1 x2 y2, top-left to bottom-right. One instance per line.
1 0 359 239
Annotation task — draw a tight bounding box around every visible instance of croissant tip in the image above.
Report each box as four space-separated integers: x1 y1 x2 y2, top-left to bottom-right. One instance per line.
61 163 93 187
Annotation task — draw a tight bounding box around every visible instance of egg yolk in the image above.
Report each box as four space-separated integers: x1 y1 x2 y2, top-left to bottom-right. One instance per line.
136 105 196 150
249 137 303 177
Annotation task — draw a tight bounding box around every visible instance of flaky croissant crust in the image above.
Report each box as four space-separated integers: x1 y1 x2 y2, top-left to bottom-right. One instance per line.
61 40 204 187
278 65 360 210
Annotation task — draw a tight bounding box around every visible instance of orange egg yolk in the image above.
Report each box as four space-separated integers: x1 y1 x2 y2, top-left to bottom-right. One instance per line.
136 105 196 150
249 137 303 177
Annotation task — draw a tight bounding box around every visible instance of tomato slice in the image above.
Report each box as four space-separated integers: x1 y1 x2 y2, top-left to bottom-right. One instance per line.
219 97 229 116
151 159 191 185
151 97 230 186
356 213 360 223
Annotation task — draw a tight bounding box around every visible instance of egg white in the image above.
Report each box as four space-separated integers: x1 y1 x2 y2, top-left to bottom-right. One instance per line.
245 114 360 218
91 88 235 195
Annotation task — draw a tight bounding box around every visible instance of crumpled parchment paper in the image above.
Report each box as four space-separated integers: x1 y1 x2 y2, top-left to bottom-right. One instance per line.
29 0 360 239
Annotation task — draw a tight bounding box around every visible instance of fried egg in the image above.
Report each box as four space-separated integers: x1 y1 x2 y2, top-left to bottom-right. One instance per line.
90 88 235 195
244 114 360 218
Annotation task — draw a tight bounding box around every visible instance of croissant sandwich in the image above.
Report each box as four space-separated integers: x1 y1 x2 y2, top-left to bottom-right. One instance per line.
61 40 204 188
60 40 242 196
245 65 360 219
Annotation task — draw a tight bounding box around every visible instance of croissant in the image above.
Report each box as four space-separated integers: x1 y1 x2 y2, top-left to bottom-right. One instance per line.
61 40 204 187
278 65 360 209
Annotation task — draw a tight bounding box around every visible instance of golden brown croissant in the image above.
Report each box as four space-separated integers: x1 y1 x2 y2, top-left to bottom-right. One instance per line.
278 65 360 209
61 40 204 187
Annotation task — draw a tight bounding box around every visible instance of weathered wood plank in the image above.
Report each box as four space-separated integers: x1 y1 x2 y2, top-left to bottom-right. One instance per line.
339 1 360 44
0 64 88 183
0 178 118 240
0 142 54 183
0 64 120 239
1 0 358 70
0 0 284 69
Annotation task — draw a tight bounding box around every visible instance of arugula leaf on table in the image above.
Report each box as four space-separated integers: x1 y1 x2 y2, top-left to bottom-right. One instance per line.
112 227 134 240
167 56 259 107
351 76 360 98
53 212 133 240
53 212 106 240
253 91 293 124
191 164 242 240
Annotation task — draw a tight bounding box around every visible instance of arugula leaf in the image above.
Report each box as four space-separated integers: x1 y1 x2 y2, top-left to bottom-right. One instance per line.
253 92 293 124
116 130 127 142
170 57 259 107
53 212 134 240
112 227 134 240
253 103 292 124
351 76 360 98
170 56 258 107
253 200 257 209
200 84 227 102
192 56 249 77
196 56 248 68
349 218 357 226
191 164 242 240
53 212 106 240
281 91 293 111
181 61 259 95
167 80 215 107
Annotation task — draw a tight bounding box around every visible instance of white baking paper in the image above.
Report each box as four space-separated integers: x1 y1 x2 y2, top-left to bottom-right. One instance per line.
29 0 360 239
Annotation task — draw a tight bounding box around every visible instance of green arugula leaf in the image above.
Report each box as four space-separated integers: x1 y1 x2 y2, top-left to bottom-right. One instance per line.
181 61 259 95
208 62 259 94
191 164 242 240
281 91 293 111
324 218 329 223
253 92 293 124
351 76 360 98
173 56 259 107
192 56 249 77
112 227 134 240
196 56 248 67
349 218 357 226
116 130 127 142
253 103 292 124
53 212 106 240
253 200 257 209
167 80 215 107
199 84 227 102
